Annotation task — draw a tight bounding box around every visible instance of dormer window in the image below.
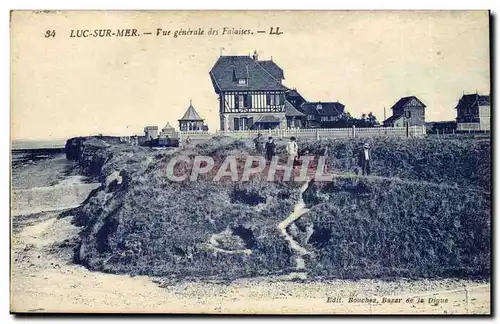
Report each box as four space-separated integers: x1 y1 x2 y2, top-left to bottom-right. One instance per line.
237 78 247 85
316 104 323 109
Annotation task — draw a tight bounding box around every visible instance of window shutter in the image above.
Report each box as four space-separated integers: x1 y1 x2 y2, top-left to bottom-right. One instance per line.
243 95 248 108
247 95 252 108
266 94 270 106
234 118 240 130
279 94 284 105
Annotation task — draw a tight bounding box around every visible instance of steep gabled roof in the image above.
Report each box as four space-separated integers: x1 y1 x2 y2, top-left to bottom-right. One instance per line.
285 99 306 117
383 114 403 126
299 102 345 116
390 96 426 111
257 60 284 80
455 93 490 109
162 122 175 130
179 102 203 121
286 88 307 102
209 56 289 93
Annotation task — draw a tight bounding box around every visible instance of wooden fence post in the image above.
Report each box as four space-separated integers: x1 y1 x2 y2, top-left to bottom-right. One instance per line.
316 129 320 141
352 125 356 138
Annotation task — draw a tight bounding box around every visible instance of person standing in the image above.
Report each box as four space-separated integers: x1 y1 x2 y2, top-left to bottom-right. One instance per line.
358 143 372 176
265 137 276 162
286 137 299 166
254 133 264 154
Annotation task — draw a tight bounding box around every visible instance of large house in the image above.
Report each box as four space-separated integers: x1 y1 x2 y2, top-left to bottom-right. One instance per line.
209 52 290 130
383 96 426 127
455 93 490 131
209 51 348 130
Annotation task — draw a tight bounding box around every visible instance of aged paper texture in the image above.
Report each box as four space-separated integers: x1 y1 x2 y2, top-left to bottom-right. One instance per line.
10 10 491 314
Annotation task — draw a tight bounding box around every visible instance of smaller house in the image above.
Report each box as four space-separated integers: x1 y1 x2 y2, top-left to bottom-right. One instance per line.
383 96 426 127
143 126 158 140
178 100 206 131
285 99 306 128
455 93 490 131
299 101 345 128
160 122 177 138
285 89 307 109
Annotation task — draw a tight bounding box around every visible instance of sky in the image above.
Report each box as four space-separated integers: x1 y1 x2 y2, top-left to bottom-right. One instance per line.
11 10 490 140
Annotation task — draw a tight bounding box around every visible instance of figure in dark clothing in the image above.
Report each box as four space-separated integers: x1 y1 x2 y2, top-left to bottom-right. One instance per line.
358 143 372 176
265 137 276 162
254 133 264 154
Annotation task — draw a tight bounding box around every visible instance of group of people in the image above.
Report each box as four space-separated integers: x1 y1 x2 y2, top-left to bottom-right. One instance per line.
253 133 373 176
253 133 299 165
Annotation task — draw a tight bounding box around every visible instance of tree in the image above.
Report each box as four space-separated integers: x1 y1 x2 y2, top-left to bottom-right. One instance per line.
367 112 379 127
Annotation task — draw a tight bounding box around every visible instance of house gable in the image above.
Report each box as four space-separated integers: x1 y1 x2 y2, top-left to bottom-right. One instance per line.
209 55 288 93
390 96 426 116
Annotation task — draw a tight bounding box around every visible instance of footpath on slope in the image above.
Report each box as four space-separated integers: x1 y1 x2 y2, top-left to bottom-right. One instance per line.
277 178 314 273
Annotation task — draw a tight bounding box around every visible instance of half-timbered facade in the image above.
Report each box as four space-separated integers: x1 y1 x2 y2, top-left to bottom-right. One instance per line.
209 52 289 130
383 96 426 127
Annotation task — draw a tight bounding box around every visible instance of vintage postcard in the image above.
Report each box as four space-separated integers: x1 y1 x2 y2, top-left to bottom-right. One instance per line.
10 10 491 314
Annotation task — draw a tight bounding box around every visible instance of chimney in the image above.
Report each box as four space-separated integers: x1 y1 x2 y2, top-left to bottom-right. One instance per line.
252 50 258 61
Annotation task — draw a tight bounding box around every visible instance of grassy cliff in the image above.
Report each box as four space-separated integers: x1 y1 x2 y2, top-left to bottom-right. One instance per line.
297 177 490 279
67 135 491 280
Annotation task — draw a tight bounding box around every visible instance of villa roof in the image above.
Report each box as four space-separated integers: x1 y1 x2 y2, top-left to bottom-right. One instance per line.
179 102 204 121
209 55 288 93
285 99 306 117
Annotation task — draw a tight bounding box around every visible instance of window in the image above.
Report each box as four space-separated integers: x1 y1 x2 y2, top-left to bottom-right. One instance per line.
266 94 282 106
235 94 251 109
235 117 253 130
238 78 247 85
317 104 323 110
321 116 328 122
405 110 411 118
307 115 315 121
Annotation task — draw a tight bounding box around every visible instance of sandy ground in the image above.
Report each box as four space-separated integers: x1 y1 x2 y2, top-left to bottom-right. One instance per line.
10 211 490 315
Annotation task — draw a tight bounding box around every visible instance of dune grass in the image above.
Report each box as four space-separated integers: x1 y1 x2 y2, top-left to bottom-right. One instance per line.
67 135 491 280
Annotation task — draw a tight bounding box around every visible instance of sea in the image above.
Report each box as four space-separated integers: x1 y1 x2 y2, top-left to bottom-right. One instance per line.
11 139 67 150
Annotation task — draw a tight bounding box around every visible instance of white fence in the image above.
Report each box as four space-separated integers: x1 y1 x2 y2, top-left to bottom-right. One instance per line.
457 122 490 132
179 126 426 142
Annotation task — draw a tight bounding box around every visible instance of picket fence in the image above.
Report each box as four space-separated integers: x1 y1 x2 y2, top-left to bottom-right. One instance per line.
178 125 426 142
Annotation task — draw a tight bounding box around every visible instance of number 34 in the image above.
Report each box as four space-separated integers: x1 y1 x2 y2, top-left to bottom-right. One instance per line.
44 30 56 38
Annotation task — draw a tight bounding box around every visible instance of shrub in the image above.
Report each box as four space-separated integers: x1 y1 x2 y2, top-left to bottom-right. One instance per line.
297 177 490 279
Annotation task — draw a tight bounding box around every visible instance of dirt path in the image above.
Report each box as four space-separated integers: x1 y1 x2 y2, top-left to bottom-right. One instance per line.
10 212 490 314
208 230 253 255
277 179 313 271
